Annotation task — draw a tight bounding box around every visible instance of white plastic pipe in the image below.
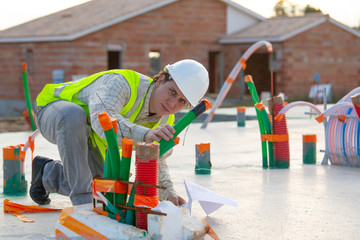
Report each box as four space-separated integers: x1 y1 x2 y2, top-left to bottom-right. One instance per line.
23 129 39 153
201 40 273 129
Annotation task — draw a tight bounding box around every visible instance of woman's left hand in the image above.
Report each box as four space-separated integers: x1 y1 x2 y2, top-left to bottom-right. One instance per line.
168 194 186 206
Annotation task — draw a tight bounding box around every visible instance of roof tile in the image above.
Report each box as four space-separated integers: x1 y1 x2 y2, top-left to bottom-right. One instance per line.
0 0 170 38
221 13 328 43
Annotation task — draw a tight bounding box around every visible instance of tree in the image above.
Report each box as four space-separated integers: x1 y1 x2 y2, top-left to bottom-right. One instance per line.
274 0 286 16
273 1 322 17
303 4 322 14
273 0 298 17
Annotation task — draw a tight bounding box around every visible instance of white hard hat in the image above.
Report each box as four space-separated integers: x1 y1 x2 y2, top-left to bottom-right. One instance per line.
165 59 209 106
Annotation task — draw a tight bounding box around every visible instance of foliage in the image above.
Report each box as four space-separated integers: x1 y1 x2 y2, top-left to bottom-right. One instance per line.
273 0 322 17
303 4 322 14
274 0 297 16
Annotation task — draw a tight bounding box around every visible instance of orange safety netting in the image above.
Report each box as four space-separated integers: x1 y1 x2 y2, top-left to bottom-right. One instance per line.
315 114 325 123
92 178 132 197
338 114 346 123
255 102 265 111
4 199 62 213
3 199 62 223
261 134 289 142
202 220 220 240
133 195 159 208
58 207 108 239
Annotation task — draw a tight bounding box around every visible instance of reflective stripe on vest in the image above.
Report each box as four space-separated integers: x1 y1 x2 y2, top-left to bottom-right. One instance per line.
37 69 147 116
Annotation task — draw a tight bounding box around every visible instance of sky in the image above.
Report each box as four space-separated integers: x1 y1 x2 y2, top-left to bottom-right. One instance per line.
0 0 359 31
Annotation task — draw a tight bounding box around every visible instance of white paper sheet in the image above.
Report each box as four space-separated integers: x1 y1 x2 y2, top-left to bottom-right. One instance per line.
182 179 238 215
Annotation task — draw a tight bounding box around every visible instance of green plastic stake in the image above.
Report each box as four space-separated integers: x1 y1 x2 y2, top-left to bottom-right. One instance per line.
118 137 133 208
103 149 113 179
119 138 133 182
159 99 212 157
22 62 36 131
122 183 136 226
98 112 124 207
259 106 274 168
99 116 120 178
245 75 274 168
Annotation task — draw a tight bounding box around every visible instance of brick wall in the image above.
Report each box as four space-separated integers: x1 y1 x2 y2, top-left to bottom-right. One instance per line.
220 44 247 98
0 0 226 107
221 21 360 101
0 44 24 100
1 1 359 117
280 21 360 100
88 0 226 72
221 43 274 99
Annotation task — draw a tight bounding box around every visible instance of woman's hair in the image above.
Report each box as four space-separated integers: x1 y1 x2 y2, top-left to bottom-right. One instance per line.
152 70 172 83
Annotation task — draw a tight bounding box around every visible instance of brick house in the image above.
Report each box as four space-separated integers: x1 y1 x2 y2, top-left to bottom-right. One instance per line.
221 14 360 102
0 0 359 117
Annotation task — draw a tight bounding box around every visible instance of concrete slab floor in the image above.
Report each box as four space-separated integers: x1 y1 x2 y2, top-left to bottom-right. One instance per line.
1 106 360 239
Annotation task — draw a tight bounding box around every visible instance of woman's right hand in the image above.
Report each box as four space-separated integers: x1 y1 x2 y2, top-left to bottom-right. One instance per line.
144 124 175 142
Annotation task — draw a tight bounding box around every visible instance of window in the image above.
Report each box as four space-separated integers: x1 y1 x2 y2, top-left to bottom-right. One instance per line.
107 51 122 70
148 50 161 75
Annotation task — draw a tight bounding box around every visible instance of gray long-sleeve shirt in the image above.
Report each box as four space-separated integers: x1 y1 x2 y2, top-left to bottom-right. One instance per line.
76 73 176 200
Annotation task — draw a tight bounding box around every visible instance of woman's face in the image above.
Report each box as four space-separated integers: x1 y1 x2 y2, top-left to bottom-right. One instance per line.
149 75 189 116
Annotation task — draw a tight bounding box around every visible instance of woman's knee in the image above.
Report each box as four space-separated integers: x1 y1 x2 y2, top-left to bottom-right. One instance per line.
58 105 89 134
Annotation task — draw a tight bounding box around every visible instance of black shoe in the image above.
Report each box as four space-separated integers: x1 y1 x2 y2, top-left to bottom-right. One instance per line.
30 156 53 205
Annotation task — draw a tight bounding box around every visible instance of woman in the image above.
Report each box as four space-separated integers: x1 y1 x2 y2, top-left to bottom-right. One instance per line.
30 59 209 207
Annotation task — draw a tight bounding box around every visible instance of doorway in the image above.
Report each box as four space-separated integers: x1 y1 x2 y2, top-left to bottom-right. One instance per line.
208 51 223 94
244 53 275 95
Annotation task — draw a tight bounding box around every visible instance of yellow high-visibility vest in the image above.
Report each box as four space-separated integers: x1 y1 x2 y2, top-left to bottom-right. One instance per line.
36 69 175 159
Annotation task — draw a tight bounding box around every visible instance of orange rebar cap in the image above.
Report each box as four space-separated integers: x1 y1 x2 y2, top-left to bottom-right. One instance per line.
174 136 180 146
255 101 265 111
240 58 246 70
275 113 285 121
22 62 27 72
244 75 253 83
121 138 134 158
303 134 316 143
226 77 234 83
201 99 212 110
3 145 25 161
98 112 112 131
196 142 210 154
110 117 118 133
338 114 346 123
315 114 325 123
237 107 246 112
